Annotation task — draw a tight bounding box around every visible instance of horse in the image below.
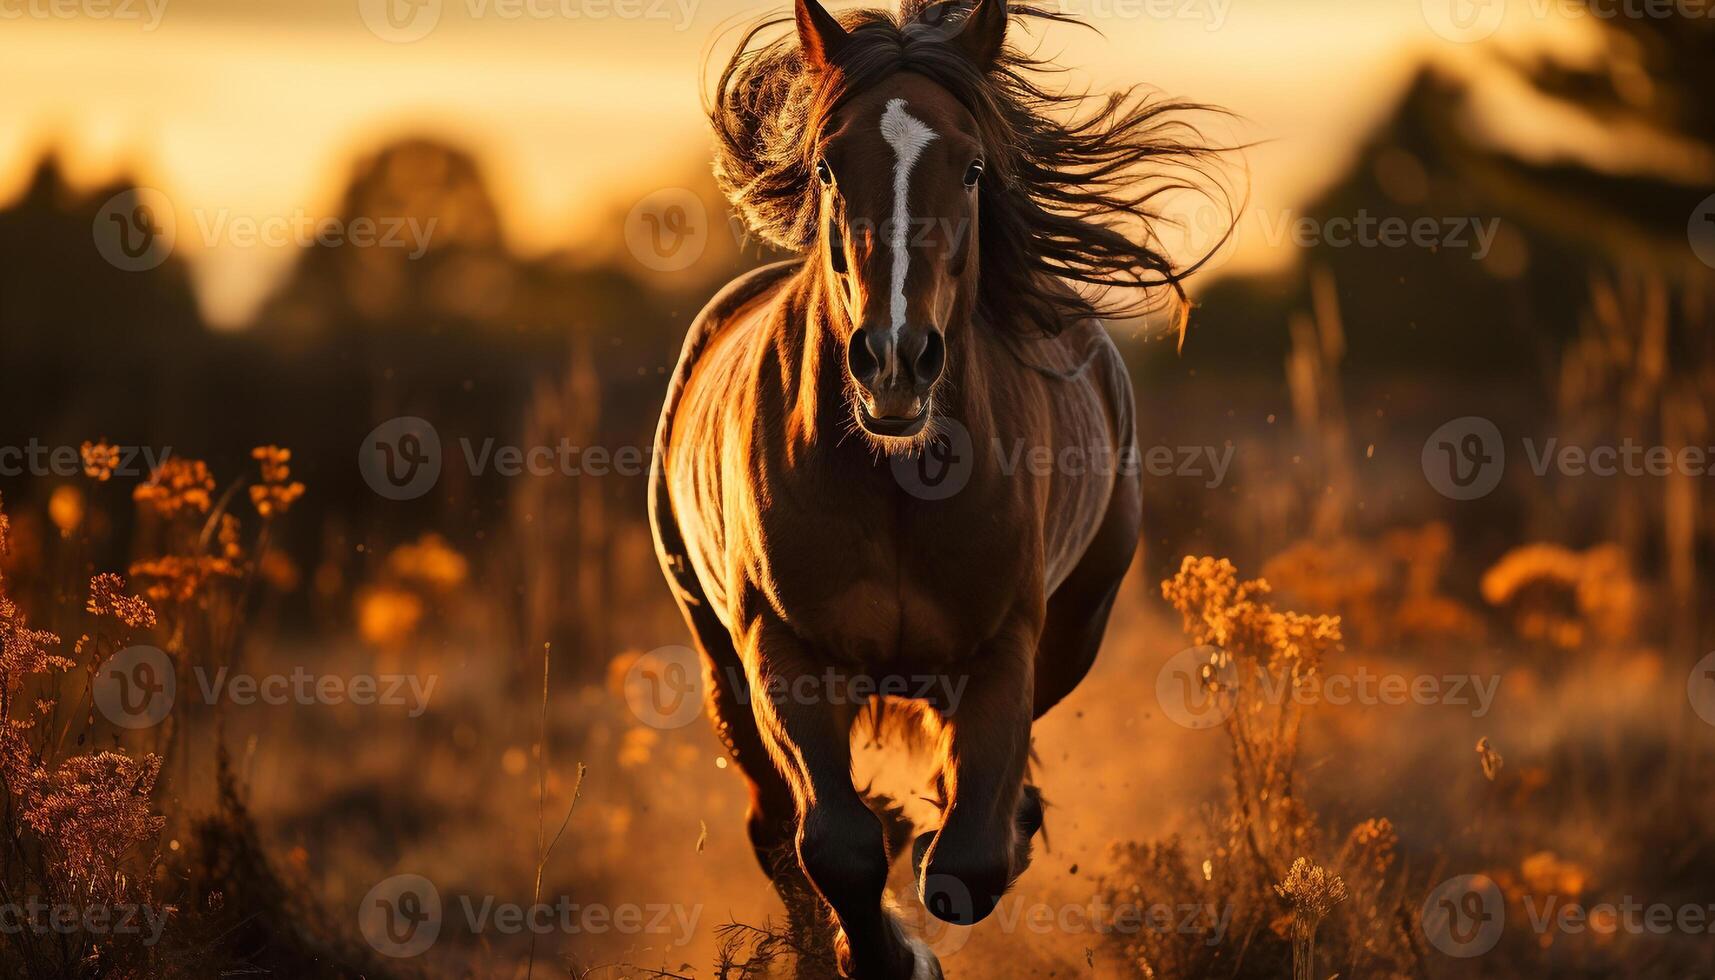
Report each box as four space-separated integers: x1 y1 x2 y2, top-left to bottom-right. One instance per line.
649 0 1222 975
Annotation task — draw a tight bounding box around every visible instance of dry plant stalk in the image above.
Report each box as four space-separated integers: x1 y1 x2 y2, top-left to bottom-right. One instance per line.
1161 556 1342 889
1275 857 1347 980
1286 265 1354 540
1098 557 1414 979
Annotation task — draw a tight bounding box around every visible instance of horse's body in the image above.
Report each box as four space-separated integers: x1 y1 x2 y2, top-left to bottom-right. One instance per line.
649 0 1215 974
651 258 1139 976
659 259 1135 674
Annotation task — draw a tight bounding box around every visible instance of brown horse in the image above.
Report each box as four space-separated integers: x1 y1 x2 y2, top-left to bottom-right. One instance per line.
649 1 1221 975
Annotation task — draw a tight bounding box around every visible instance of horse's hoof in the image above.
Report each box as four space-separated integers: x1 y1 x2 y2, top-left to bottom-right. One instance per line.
918 868 984 925
912 829 1013 925
836 926 941 980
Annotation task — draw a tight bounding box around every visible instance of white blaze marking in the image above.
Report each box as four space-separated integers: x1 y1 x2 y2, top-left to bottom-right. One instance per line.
878 98 937 343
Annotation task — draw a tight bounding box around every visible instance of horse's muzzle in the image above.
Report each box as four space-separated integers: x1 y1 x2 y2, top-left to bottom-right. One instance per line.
847 324 944 438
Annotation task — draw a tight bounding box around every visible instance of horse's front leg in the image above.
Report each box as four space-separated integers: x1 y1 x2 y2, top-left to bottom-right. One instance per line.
743 613 937 980
914 616 1038 925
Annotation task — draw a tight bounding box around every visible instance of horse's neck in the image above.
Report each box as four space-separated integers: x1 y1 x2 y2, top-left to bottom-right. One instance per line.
776 275 833 439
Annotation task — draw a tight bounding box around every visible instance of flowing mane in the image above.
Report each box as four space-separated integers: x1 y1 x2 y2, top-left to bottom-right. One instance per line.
707 0 1232 339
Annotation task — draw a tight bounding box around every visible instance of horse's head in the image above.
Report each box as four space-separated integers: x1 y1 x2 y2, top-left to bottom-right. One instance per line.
795 0 1006 440
711 0 1225 447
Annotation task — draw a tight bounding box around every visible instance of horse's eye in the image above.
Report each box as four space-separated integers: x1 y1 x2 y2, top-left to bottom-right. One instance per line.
963 159 984 188
815 158 834 186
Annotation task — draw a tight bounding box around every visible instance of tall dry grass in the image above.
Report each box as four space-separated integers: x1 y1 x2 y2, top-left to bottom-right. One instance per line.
0 448 399 979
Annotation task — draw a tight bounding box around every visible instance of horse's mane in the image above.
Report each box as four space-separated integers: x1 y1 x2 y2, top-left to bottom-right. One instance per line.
707 0 1234 339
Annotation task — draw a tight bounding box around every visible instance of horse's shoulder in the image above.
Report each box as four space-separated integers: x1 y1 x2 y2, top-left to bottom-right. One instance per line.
652 261 800 615
1062 315 1121 356
1000 315 1125 384
693 260 801 338
660 259 800 428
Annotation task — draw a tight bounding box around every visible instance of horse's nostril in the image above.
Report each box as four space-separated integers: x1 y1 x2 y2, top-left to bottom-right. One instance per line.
915 330 946 385
847 327 881 384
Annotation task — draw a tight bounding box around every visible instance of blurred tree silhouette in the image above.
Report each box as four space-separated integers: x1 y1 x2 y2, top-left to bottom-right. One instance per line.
0 137 767 665
1139 10 1713 588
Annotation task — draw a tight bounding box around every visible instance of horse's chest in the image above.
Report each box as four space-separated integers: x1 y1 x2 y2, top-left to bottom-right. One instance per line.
755 486 1030 667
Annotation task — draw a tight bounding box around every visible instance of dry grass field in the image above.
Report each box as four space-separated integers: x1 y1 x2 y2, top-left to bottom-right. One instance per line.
2 1 1713 977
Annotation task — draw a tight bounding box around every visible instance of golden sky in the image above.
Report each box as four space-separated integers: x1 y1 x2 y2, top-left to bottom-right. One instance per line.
0 0 1606 326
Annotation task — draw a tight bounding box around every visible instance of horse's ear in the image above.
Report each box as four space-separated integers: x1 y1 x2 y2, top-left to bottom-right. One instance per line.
795 0 849 70
951 0 1006 70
